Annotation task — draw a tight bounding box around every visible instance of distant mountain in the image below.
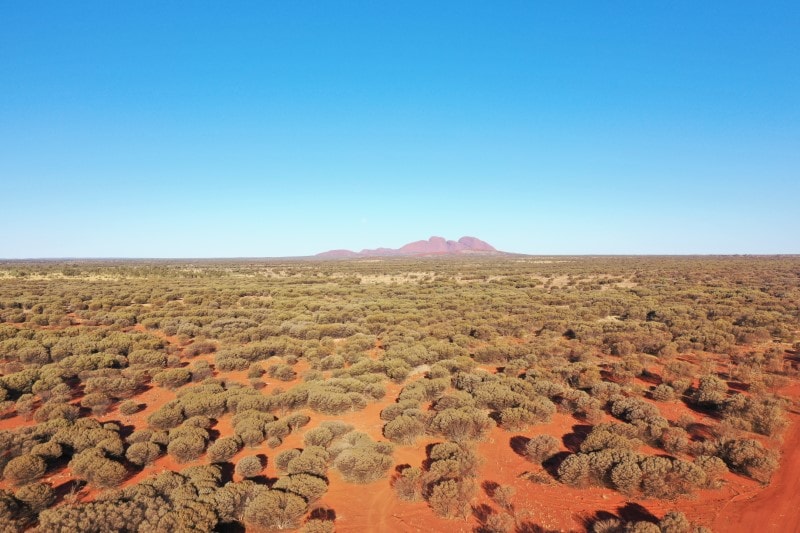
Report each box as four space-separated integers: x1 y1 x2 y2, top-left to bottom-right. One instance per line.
316 236 502 258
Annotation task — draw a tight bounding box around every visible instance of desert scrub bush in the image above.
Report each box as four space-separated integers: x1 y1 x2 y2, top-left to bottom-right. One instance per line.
184 340 216 356
723 393 788 437
307 388 357 414
579 425 641 453
268 364 297 381
428 407 495 442
304 427 335 448
427 478 472 519
207 437 241 463
127 349 167 368
80 392 113 416
717 438 778 483
393 466 423 501
274 472 328 503
332 433 393 484
380 399 421 422
0 489 34 531
125 441 161 466
167 434 207 463
692 374 728 408
244 489 307 530
302 517 335 533
119 399 141 415
236 455 264 479
276 449 301 472
659 426 690 454
426 441 481 480
557 453 592 488
287 447 331 477
524 434 560 463
498 407 538 431
286 412 311 430
694 455 728 489
33 401 80 423
2 454 47 485
14 481 55 511
609 396 662 424
651 384 676 402
153 368 192 390
69 448 127 488
383 414 426 445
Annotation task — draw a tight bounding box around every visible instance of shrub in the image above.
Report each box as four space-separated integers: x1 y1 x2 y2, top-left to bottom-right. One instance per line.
694 455 728 489
153 369 192 390
651 384 675 402
125 441 161 466
236 455 264 479
119 400 140 415
167 435 206 463
288 447 330 477
81 392 113 416
304 427 335 448
303 518 335 533
276 449 301 472
244 489 307 530
207 437 241 463
693 375 728 408
14 481 55 511
393 466 423 501
383 415 425 445
332 435 393 484
557 454 591 487
30 441 62 459
499 407 537 431
3 454 46 485
524 434 560 463
658 511 692 533
147 405 185 430
428 408 495 442
274 473 328 502
718 438 778 483
69 449 126 488
428 479 470 519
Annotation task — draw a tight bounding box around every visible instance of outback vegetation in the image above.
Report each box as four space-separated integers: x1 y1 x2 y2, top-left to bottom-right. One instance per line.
0 256 798 531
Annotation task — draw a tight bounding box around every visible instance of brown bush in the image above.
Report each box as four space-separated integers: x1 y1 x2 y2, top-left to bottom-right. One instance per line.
236 455 264 479
524 434 560 463
69 449 126 488
125 441 161 466
14 481 55 511
119 399 140 415
244 489 307 530
428 478 471 519
393 466 423 501
207 437 241 463
3 454 47 486
274 472 328 502
153 369 192 390
276 449 301 472
383 415 425 445
167 435 206 463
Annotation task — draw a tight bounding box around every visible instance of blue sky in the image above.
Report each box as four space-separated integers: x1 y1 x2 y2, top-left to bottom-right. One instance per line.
1 2 798 257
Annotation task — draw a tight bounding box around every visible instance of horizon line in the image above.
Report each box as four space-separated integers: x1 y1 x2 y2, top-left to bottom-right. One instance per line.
1 253 799 262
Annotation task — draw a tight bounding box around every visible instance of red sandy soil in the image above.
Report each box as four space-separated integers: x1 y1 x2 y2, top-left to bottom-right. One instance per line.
3 324 800 533
710 381 800 532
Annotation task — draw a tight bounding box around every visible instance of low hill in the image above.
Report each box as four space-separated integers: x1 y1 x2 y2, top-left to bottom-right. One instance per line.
316 236 502 258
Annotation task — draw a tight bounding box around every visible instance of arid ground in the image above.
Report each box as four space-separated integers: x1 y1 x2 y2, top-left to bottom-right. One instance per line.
0 257 798 532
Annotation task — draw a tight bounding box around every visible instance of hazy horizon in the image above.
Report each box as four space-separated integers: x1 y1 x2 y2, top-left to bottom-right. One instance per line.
2 2 798 258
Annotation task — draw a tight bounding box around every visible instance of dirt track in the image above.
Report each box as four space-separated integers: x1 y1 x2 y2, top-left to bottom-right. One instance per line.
712 384 800 532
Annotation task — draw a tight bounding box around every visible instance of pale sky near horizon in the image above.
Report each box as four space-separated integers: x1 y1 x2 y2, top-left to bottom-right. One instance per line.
1 2 798 258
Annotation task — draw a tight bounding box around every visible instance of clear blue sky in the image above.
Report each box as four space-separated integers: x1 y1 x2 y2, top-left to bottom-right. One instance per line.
1 2 798 257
